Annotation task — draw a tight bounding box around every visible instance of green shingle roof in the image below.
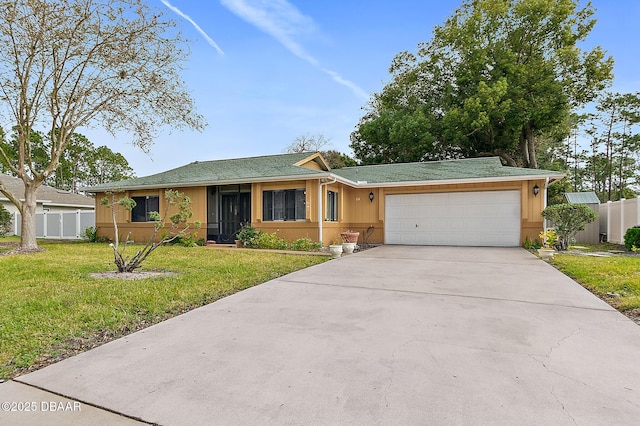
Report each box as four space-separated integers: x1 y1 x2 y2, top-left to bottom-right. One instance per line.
82 154 564 193
331 157 562 184
82 152 327 192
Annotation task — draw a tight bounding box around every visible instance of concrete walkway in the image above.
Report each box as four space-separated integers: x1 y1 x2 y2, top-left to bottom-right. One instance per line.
3 246 640 425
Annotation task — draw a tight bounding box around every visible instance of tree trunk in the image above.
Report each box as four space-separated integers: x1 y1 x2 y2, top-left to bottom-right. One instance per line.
20 183 39 250
604 108 615 201
495 151 517 167
519 129 530 168
525 122 538 169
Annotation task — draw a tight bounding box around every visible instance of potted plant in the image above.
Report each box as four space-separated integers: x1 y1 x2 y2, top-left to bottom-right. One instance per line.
342 241 356 254
237 224 258 248
537 229 558 259
340 230 359 244
341 233 356 254
328 240 343 258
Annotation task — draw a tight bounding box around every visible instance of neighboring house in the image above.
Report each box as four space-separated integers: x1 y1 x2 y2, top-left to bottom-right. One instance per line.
0 173 95 235
83 152 564 247
564 192 601 244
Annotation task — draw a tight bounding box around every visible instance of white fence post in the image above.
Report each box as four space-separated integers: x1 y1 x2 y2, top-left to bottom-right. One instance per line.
76 210 81 238
42 211 47 238
620 198 626 244
607 201 612 242
13 211 18 235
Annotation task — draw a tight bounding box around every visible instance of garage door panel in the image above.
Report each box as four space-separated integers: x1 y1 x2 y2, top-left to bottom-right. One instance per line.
385 190 520 247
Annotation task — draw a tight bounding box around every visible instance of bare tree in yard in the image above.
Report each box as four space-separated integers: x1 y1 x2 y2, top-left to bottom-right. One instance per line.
102 190 200 273
286 133 331 153
0 0 205 251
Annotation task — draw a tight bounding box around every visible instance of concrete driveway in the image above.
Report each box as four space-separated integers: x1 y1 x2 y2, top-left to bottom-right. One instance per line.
4 246 640 425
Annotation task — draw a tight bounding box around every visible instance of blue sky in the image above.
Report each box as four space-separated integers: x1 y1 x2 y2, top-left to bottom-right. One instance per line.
86 0 640 177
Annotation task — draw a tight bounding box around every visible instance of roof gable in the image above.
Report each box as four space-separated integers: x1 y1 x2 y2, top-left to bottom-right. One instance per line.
294 152 330 171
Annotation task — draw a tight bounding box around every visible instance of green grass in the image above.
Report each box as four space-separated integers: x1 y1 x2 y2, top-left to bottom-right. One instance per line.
550 246 640 312
0 240 329 379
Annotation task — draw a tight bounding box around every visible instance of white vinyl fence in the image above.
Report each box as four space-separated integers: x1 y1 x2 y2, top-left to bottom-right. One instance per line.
14 210 95 240
599 198 640 244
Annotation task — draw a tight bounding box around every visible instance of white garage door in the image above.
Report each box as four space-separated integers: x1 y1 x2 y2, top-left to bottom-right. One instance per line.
385 190 521 246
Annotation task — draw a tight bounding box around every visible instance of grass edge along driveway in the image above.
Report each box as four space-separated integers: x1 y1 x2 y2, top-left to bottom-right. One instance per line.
0 241 329 379
550 246 640 322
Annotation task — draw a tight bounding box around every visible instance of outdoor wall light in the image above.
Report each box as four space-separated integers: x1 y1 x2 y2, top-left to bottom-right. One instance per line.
533 184 540 197
369 191 375 202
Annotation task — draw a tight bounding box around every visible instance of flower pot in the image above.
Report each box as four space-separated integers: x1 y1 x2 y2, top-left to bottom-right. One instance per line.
340 232 359 244
329 244 343 258
537 248 555 259
235 239 243 248
342 242 356 254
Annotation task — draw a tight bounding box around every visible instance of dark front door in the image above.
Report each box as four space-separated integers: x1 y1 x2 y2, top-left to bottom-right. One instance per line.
219 192 251 243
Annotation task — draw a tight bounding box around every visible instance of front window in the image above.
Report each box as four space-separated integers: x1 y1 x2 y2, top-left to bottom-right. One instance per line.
262 189 306 221
326 190 338 221
131 196 160 222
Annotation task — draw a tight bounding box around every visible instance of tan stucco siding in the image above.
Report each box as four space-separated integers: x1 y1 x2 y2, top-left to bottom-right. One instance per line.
251 180 319 242
93 188 207 242
93 178 548 246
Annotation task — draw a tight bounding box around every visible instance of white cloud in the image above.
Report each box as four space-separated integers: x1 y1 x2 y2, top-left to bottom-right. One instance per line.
161 0 225 55
220 0 368 100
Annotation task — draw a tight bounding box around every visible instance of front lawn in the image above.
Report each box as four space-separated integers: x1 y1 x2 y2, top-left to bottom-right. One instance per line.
0 241 329 379
550 244 640 317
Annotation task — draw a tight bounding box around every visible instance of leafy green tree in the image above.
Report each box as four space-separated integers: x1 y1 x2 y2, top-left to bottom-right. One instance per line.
0 0 205 251
0 128 135 193
321 150 357 169
563 92 640 202
351 0 613 168
0 128 49 175
85 145 135 189
541 203 598 250
50 132 93 192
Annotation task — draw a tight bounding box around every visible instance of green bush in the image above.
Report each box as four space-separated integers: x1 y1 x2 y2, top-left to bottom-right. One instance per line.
251 232 288 250
83 226 109 243
290 237 321 251
541 203 598 250
624 226 640 251
0 204 12 236
171 232 205 247
237 225 259 243
522 236 541 250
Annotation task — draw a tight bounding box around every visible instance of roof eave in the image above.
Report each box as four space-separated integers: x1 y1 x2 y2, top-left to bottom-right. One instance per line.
42 202 95 208
337 173 565 188
82 171 565 193
1 197 52 203
82 173 333 193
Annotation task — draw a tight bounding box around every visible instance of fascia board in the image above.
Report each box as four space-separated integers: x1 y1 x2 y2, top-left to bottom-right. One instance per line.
334 173 565 188
42 202 95 208
81 173 334 193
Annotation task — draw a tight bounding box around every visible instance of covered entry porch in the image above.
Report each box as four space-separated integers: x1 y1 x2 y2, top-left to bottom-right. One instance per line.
207 184 251 243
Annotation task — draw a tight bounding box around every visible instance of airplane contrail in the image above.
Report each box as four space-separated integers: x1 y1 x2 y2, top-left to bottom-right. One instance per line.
161 0 224 55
